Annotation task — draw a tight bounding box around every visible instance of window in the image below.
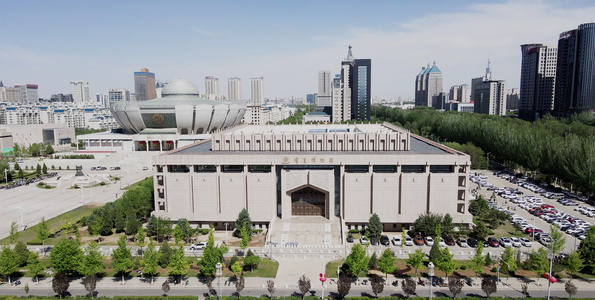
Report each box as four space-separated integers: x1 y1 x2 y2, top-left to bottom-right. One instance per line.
222 165 244 172
345 165 369 173
373 165 397 173
430 165 454 173
249 165 271 173
194 165 217 172
167 165 190 173
401 165 425 173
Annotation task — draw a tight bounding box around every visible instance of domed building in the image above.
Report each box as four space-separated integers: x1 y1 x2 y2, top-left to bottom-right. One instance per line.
110 79 246 135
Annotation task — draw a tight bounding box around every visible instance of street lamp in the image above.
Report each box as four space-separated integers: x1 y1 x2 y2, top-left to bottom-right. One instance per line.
4 168 7 186
547 239 555 300
16 207 24 231
81 185 84 206
428 262 434 300
486 152 491 168
216 262 222 300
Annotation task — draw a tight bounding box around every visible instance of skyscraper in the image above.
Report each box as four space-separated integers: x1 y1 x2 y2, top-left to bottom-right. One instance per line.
554 23 595 117
204 76 219 100
317 70 332 107
519 44 557 120
70 81 90 103
414 61 443 107
251 77 264 104
228 77 242 100
331 74 343 122
336 46 371 121
14 84 39 103
134 68 156 101
472 62 507 116
449 84 470 103
108 89 131 106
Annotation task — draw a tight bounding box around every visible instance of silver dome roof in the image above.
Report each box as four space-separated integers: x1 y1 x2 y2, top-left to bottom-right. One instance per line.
161 78 200 97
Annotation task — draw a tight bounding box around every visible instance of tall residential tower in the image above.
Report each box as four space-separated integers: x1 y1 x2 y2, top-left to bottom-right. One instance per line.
519 44 557 120
335 46 371 121
227 77 242 101
204 76 220 100
251 77 264 105
472 62 507 116
69 81 89 103
134 68 156 102
415 62 443 107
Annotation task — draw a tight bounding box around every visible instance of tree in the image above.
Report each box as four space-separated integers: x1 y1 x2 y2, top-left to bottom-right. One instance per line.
9 222 19 244
14 240 31 267
244 250 261 272
36 164 41 175
437 247 456 279
527 248 549 285
50 239 83 276
337 274 351 299
83 274 98 299
0 246 18 284
234 209 253 238
17 169 24 179
267 279 276 299
470 243 485 281
114 207 126 233
578 226 595 274
112 236 133 283
378 248 396 279
442 213 454 236
344 243 369 278
80 241 105 276
136 227 147 257
161 280 171 299
370 274 384 298
174 218 191 243
411 213 443 237
231 261 242 277
550 224 567 255
368 213 383 245
485 252 493 267
500 246 517 280
201 229 220 276
481 278 497 298
24 283 29 297
158 241 173 268
168 245 191 282
471 220 489 240
142 240 161 284
240 222 250 250
406 249 425 278
429 242 442 264
125 205 140 235
298 274 311 300
35 217 50 250
28 252 44 284
565 251 584 277
401 278 416 298
42 163 48 174
448 276 463 299
53 273 70 299
368 252 378 270
565 280 578 299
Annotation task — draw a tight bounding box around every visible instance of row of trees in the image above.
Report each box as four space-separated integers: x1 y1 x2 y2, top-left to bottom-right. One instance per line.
10 142 55 158
371 106 594 196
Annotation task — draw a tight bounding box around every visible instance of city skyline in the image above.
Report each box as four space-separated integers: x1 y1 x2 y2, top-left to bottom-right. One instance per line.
1 0 595 100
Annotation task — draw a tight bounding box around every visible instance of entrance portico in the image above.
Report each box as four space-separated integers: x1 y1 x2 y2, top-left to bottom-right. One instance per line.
280 168 335 219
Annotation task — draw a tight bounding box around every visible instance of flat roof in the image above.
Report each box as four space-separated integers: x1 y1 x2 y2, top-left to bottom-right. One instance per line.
221 124 394 135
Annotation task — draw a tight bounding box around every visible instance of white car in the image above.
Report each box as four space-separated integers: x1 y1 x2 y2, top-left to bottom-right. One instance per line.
404 236 414 246
437 238 446 247
360 236 370 245
143 166 149 170
520 237 533 247
190 242 206 250
509 237 522 248
392 236 402 246
424 236 434 246
500 237 513 248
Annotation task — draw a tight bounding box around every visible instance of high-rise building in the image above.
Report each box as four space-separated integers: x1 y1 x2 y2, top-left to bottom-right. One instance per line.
204 76 219 100
335 46 371 121
227 77 242 100
554 23 595 117
14 84 39 103
70 81 90 103
317 70 332 107
134 68 156 101
415 61 443 107
108 89 131 106
472 62 507 116
518 44 557 120
0 86 23 103
507 88 520 111
449 84 470 103
251 77 264 105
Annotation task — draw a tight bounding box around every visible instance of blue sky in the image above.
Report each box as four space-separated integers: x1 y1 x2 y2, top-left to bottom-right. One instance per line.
2 0 595 100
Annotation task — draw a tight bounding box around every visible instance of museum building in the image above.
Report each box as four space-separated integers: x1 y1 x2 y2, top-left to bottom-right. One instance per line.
152 123 473 231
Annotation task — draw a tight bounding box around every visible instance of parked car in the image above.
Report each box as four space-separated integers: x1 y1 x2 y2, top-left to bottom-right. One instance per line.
414 235 424 246
380 235 390 246
520 237 533 247
190 242 206 250
443 236 455 246
467 238 478 248
404 236 414 246
509 237 522 247
392 236 402 246
487 237 500 247
500 237 513 248
424 236 434 246
347 233 354 243
360 236 370 245
457 238 468 248
143 166 149 170
540 235 552 247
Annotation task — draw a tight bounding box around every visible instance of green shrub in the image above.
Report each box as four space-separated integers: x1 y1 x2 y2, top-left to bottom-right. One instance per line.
26 238 43 245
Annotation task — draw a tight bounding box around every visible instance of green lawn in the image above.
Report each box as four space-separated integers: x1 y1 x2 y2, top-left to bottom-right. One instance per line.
325 259 344 278
243 258 278 278
492 222 526 238
0 205 100 245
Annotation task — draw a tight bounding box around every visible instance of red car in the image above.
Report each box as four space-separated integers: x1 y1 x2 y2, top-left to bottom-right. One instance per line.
487 237 500 247
414 235 424 246
443 236 456 246
541 204 555 209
